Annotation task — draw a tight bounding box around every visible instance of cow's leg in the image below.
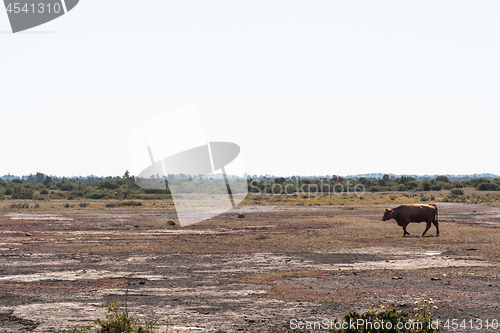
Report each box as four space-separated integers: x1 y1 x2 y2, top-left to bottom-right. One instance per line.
432 220 440 236
422 221 432 236
402 221 410 236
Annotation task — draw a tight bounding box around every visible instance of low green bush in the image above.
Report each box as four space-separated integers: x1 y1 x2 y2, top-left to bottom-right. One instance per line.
421 181 431 191
120 201 143 207
443 183 453 190
106 201 142 208
450 189 464 195
9 186 34 199
430 185 441 191
328 299 439 332
60 183 75 191
476 182 497 191
435 176 449 183
63 303 168 333
9 203 31 209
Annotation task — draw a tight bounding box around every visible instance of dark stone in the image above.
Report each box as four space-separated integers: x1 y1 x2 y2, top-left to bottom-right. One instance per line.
168 221 176 226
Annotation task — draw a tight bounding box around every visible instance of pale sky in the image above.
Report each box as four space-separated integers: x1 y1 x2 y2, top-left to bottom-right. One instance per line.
1 1 499 177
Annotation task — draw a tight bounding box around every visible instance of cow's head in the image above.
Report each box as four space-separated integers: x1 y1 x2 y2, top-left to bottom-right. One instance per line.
382 208 394 221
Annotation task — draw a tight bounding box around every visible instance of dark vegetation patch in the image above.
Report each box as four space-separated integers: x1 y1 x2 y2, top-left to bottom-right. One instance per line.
0 310 39 331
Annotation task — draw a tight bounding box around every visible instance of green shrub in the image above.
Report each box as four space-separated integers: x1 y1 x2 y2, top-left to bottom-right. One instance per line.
120 201 142 207
442 183 453 190
9 203 31 209
100 179 120 189
40 189 49 195
274 177 286 185
106 201 142 208
476 182 499 191
435 175 449 182
63 302 168 333
397 175 416 184
60 183 75 191
11 186 34 199
469 178 489 187
43 176 53 187
328 299 439 332
430 185 441 191
358 177 372 186
406 181 418 190
88 191 105 199
450 189 464 195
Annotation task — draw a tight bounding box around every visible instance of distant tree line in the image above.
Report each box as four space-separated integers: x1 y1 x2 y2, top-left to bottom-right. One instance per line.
0 172 499 200
0 172 169 200
246 174 500 194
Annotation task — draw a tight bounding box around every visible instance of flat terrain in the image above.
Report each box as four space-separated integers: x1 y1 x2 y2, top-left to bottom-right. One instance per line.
1 198 500 332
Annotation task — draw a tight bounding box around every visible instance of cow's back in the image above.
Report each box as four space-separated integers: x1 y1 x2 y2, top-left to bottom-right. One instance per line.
393 204 437 222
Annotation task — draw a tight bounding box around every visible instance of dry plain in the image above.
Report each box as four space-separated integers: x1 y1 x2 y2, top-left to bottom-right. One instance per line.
1 195 500 332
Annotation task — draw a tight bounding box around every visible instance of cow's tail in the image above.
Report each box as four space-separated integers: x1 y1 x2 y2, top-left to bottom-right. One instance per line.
429 203 438 222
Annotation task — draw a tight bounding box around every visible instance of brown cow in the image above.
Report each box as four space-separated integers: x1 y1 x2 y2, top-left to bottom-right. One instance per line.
382 204 439 237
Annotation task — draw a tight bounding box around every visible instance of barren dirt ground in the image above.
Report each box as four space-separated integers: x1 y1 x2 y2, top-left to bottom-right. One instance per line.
1 201 500 332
